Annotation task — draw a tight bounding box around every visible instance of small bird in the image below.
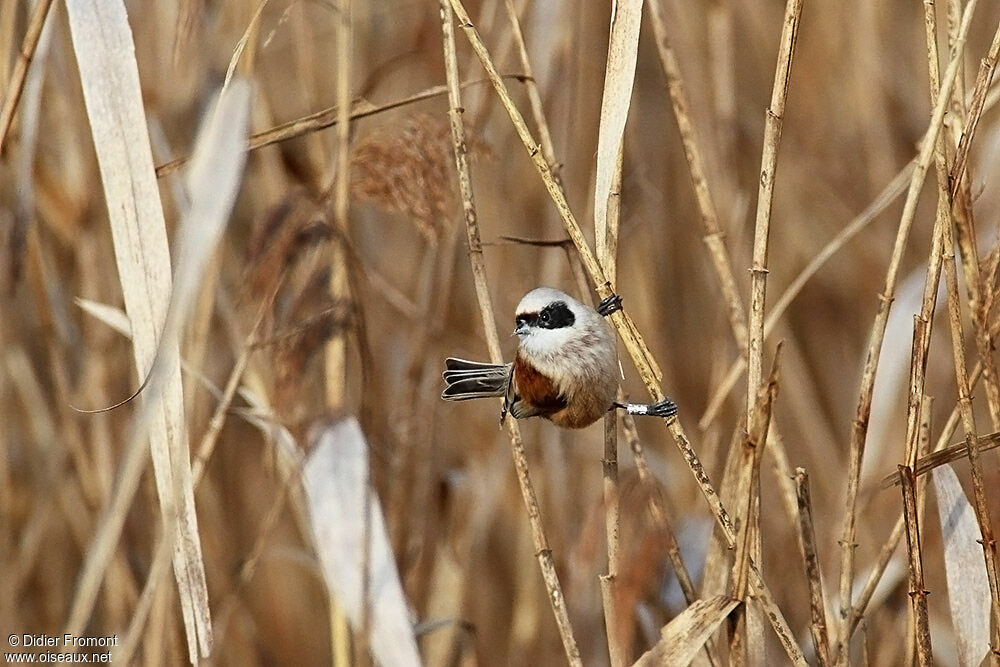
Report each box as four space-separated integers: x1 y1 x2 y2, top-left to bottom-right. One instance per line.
441 287 677 428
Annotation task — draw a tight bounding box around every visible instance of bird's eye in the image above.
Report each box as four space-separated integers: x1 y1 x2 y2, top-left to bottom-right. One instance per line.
539 311 550 324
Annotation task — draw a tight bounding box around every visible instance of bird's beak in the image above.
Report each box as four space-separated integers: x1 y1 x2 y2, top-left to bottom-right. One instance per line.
514 322 529 337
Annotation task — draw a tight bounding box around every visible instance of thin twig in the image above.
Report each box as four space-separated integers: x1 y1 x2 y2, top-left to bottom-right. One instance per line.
0 0 55 155
154 76 528 178
439 4 582 664
881 429 1000 486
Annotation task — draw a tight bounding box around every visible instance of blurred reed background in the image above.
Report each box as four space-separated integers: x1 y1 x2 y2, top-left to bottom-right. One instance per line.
3 0 1000 664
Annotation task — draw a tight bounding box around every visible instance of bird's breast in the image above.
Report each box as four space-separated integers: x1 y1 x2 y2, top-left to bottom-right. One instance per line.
513 353 567 412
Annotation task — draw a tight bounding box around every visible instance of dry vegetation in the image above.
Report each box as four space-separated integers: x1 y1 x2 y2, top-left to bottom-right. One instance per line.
3 0 1000 665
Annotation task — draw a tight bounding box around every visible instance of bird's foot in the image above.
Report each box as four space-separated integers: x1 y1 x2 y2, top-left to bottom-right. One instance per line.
596 293 623 317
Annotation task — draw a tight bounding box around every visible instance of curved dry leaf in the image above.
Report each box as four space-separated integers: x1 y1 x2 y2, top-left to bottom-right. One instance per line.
594 0 643 258
932 465 990 667
63 0 213 660
304 418 421 667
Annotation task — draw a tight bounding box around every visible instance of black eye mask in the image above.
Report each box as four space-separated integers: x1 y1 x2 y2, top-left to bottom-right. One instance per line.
516 301 576 330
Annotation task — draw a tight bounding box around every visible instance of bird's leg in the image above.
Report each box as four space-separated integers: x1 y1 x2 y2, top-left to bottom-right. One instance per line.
596 293 623 317
613 398 678 418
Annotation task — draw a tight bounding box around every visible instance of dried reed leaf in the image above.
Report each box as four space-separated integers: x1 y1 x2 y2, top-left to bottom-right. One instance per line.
932 465 991 667
64 0 213 660
143 79 250 660
594 0 643 258
303 417 421 667
63 4 250 655
633 595 740 667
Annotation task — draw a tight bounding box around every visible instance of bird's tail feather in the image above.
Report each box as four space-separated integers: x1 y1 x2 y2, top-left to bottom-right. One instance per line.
441 358 512 401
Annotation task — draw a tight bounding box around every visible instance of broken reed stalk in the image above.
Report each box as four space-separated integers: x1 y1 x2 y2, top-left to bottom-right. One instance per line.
439 5 582 665
794 468 831 666
0 0 55 155
446 1 806 662
835 2 978 654
899 466 933 666
647 0 748 354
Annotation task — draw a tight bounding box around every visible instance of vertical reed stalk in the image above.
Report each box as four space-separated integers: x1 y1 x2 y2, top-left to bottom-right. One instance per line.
326 1 358 664
440 5 582 664
598 145 624 667
736 1 804 659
